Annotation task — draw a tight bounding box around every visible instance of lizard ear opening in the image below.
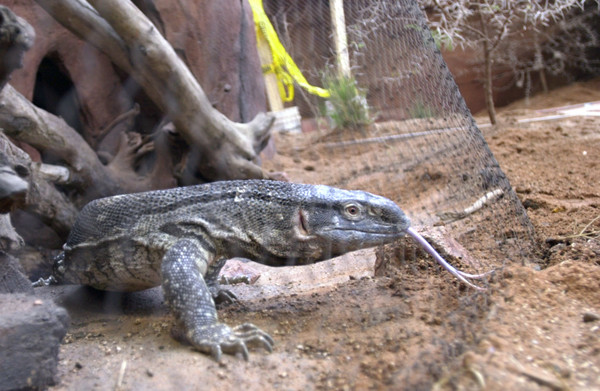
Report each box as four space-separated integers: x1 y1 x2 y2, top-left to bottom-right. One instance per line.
298 209 309 236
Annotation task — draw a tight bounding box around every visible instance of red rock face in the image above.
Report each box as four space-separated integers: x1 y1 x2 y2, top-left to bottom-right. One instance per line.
5 0 267 148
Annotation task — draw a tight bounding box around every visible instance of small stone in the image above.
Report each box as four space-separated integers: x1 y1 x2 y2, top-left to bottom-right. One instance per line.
583 312 600 323
522 199 542 210
518 363 566 391
0 294 69 390
462 351 478 367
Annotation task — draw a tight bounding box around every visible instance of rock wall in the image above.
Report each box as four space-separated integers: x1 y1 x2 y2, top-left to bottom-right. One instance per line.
442 48 566 115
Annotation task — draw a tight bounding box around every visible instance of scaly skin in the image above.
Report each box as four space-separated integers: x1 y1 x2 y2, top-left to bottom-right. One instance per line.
41 180 411 360
36 180 491 360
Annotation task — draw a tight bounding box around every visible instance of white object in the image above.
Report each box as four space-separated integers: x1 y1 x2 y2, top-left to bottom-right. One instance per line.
270 106 302 133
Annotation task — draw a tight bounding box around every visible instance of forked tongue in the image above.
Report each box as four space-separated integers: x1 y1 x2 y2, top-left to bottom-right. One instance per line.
406 227 494 291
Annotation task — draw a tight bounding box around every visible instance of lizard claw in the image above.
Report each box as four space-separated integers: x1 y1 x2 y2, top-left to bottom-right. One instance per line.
232 323 275 351
212 288 239 306
208 284 239 306
186 322 273 361
32 275 57 287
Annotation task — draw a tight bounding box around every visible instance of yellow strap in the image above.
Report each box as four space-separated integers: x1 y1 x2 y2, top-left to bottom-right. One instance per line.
249 0 330 101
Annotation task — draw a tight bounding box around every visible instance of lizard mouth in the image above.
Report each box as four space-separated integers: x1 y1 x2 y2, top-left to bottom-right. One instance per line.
324 226 401 236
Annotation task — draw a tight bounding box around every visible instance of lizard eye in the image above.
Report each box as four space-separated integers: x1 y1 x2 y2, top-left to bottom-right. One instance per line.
343 203 362 219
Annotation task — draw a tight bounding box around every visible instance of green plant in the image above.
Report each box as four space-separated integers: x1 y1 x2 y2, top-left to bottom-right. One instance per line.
408 99 437 119
322 72 372 131
430 29 454 51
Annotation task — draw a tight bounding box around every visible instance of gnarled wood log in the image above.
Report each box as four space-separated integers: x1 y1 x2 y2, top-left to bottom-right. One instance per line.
0 6 75 238
35 0 274 181
0 5 173 223
0 131 76 238
0 83 180 201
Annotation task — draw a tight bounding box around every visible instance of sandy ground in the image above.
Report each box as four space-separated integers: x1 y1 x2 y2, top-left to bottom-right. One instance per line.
37 80 600 390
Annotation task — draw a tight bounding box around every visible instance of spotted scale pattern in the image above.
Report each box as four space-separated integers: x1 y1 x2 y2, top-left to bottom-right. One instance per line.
49 180 411 360
161 239 273 360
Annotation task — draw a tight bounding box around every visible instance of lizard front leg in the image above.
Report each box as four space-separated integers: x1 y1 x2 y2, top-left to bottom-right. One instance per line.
161 239 273 361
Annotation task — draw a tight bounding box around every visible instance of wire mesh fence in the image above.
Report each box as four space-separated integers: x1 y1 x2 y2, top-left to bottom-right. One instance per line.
258 3 540 383
263 0 537 269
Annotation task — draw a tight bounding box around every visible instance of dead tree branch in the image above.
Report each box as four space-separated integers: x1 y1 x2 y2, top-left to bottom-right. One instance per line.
35 0 274 181
0 132 76 237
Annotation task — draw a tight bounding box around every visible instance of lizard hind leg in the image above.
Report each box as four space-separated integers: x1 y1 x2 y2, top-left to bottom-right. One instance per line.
205 257 239 307
161 239 273 361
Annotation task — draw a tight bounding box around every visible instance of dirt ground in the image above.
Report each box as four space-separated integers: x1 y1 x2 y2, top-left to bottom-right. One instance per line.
38 80 600 390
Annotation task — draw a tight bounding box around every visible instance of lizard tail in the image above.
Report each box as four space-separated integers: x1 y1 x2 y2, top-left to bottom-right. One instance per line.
32 252 64 287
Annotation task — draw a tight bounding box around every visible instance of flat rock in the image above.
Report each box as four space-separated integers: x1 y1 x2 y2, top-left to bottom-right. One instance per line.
0 294 69 390
220 248 378 301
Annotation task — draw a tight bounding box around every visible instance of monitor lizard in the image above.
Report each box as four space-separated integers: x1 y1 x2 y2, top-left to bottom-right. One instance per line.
34 180 489 360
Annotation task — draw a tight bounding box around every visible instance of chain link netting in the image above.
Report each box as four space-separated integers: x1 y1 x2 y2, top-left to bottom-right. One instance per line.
259 2 540 384
263 0 537 269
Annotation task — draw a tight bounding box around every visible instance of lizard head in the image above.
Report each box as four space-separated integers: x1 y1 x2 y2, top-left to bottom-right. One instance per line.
232 181 410 266
295 185 411 261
